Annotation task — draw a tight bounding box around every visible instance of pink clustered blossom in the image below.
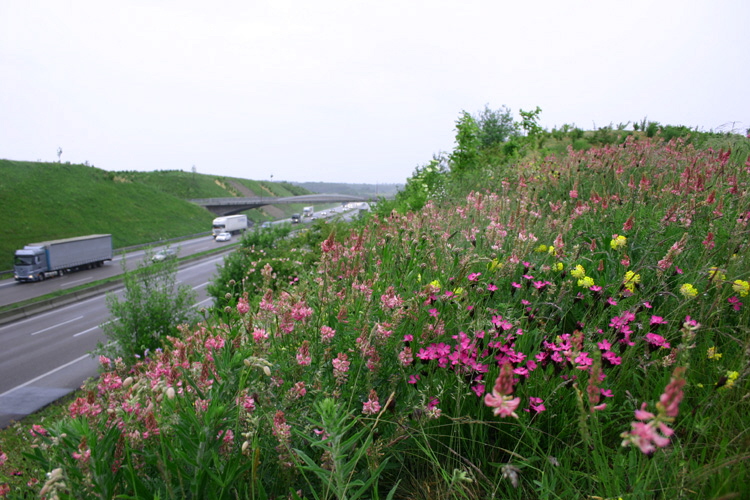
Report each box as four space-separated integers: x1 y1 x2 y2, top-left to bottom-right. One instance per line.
622 367 686 454
237 296 250 315
362 390 381 415
484 363 520 418
296 341 311 366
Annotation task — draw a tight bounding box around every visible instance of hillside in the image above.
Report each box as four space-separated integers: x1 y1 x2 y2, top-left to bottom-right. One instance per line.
0 162 314 271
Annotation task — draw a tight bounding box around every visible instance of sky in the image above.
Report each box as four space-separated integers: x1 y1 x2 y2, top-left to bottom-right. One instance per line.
1 1 748 185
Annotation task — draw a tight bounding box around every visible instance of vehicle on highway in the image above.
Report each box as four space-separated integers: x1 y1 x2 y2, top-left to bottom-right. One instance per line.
303 206 314 218
212 215 248 238
291 214 301 223
152 248 177 262
13 234 113 282
320 211 327 216
260 221 272 229
215 232 232 242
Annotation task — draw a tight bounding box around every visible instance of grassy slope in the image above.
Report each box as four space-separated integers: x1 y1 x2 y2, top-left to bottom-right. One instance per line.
0 162 316 271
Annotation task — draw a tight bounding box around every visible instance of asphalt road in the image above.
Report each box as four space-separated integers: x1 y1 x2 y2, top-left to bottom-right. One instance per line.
0 252 228 429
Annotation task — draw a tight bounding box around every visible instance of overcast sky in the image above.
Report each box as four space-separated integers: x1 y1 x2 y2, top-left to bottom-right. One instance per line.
2 1 748 184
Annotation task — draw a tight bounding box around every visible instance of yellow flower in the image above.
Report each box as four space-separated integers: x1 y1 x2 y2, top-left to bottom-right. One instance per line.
578 276 595 289
720 370 740 390
707 267 726 283
707 347 722 361
610 234 627 250
535 244 548 253
733 279 749 297
417 273 422 283
623 271 641 292
453 287 465 297
429 279 441 289
488 258 503 272
548 245 556 256
554 262 564 272
570 264 586 279
679 283 698 298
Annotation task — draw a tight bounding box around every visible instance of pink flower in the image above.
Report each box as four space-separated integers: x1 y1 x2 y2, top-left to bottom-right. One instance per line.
526 397 546 414
237 296 250 315
428 308 439 317
296 341 311 366
487 283 498 292
320 325 336 342
650 316 668 327
484 364 519 418
468 272 482 281
362 390 381 415
728 296 743 311
0 450 7 466
485 393 520 418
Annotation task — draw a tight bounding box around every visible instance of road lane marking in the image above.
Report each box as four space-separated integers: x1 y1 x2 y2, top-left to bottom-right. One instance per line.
0 295 105 331
73 319 114 337
31 315 84 336
194 298 213 308
0 352 93 398
193 281 210 290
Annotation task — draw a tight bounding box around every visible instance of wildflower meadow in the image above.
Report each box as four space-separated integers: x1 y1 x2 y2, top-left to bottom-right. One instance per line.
1 128 749 498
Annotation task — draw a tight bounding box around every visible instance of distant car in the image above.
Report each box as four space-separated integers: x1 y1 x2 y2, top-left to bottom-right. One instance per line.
152 248 177 262
215 232 232 242
291 214 301 223
320 211 327 216
260 222 272 229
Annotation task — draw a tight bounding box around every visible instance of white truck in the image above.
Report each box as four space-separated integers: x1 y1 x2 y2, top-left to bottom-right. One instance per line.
212 215 248 238
303 206 314 218
13 234 113 282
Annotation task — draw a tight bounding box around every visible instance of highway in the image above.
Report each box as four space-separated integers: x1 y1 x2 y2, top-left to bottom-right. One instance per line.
0 234 227 307
0 249 229 429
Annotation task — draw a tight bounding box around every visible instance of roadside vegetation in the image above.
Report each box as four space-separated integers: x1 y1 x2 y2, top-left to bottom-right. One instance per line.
1 108 749 498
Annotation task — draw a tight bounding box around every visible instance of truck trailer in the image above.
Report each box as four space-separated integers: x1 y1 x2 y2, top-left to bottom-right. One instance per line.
13 234 113 283
303 206 314 217
212 215 248 237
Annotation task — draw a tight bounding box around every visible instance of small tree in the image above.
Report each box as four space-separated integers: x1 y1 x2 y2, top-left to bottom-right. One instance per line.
98 249 197 364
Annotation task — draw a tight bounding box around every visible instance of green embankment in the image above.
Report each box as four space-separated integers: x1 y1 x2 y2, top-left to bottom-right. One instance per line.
0 161 312 271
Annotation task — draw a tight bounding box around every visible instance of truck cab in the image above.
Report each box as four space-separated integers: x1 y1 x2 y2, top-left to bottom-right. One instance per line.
291 214 301 223
13 246 48 282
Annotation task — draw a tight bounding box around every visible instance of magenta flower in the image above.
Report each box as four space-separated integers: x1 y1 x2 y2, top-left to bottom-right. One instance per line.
525 397 546 414
468 272 482 281
728 296 743 311
650 316 668 327
487 283 498 292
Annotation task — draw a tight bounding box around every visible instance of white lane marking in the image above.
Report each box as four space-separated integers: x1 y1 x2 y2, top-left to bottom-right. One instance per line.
193 281 210 290
0 352 94 398
0 295 107 331
73 319 114 338
194 298 213 308
31 315 84 336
